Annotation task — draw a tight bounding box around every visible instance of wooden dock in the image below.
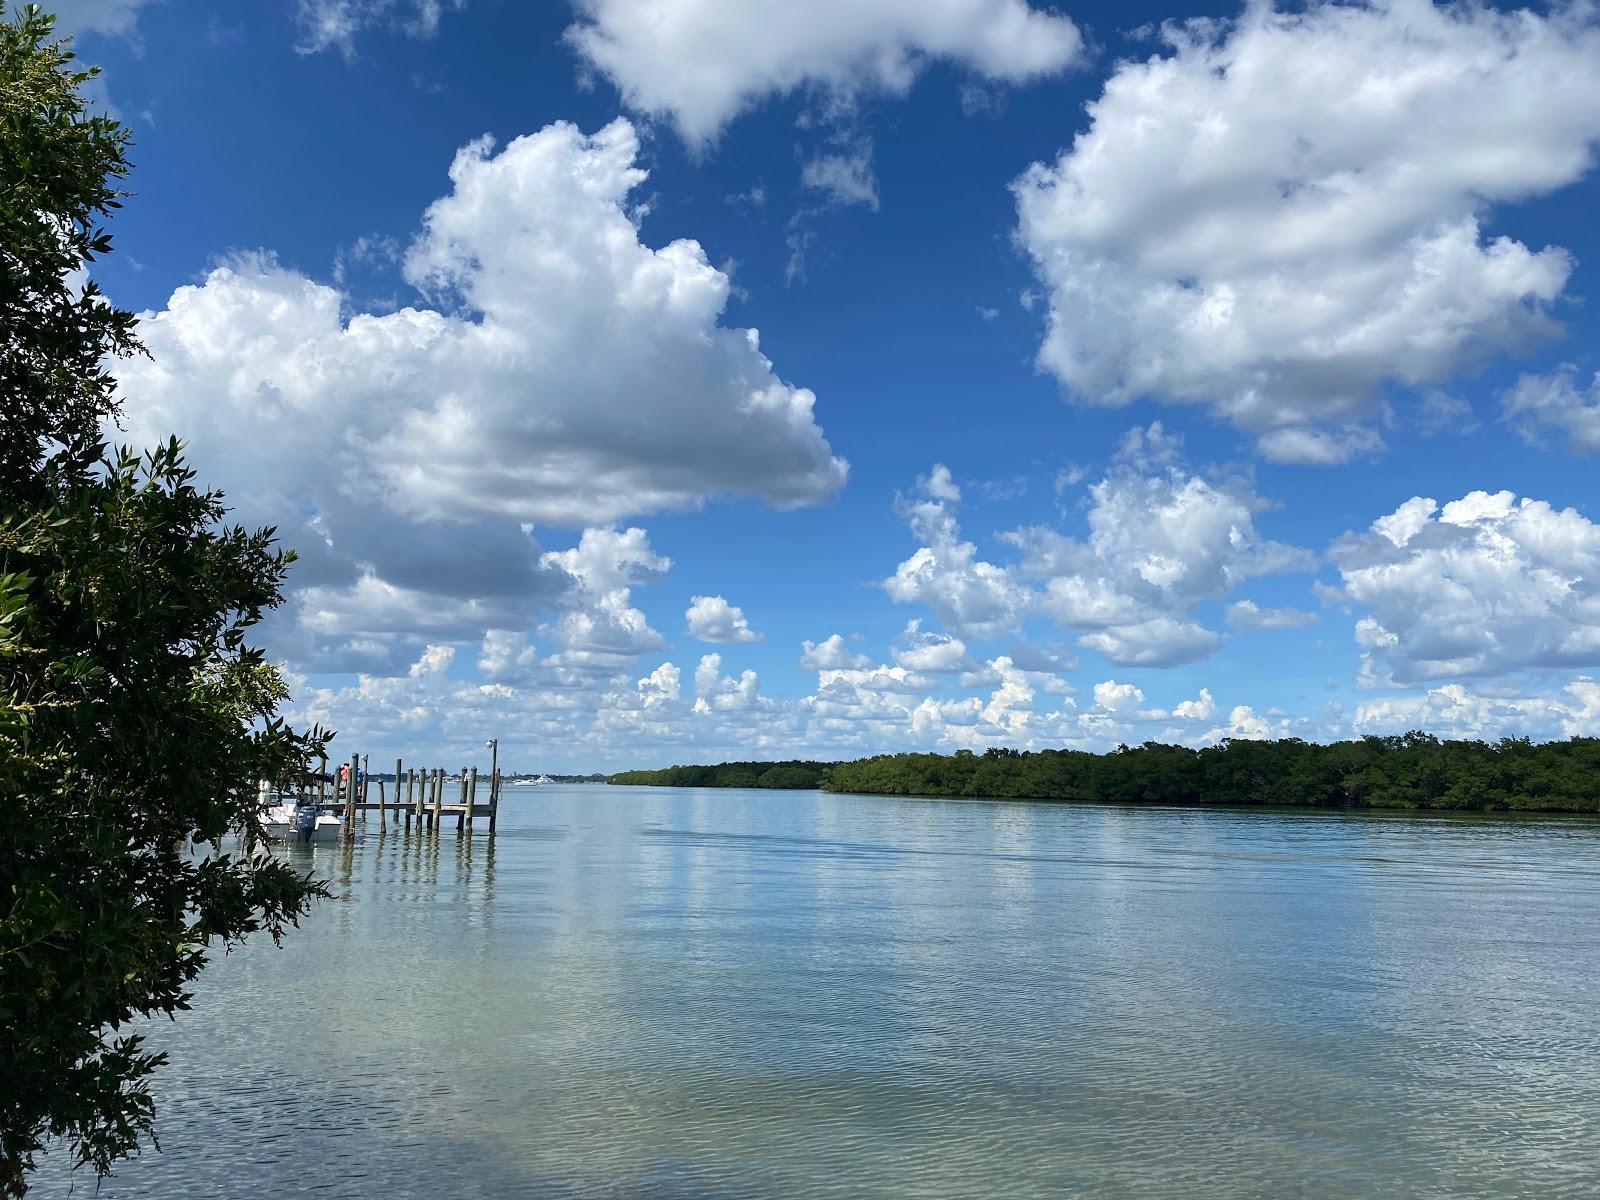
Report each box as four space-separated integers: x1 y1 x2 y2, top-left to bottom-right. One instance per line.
279 752 506 838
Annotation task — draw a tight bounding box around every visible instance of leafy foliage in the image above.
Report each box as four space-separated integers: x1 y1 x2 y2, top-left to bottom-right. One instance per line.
609 761 838 790
0 3 136 499
0 6 327 1191
821 735 1600 813
607 736 1600 814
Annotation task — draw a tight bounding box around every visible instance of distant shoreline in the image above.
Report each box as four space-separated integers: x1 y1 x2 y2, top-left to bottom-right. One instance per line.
607 734 1600 815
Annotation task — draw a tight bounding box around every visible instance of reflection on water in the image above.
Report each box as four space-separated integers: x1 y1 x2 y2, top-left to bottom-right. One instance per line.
34 786 1600 1198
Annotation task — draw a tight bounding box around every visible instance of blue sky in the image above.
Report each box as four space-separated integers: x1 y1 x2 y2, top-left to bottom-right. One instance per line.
57 0 1600 770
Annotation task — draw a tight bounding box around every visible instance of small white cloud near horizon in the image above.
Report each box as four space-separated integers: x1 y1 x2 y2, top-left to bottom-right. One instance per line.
893 620 974 674
686 594 762 644
800 634 870 671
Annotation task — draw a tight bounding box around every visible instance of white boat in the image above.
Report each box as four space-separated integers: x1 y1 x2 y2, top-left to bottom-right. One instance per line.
531 774 554 785
266 802 342 844
263 801 294 841
258 782 342 844
262 802 342 844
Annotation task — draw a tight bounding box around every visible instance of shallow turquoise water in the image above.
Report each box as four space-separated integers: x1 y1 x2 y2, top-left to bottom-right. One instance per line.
34 785 1600 1197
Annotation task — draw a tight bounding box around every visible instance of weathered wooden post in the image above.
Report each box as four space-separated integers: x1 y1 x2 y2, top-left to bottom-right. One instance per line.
466 767 477 833
318 755 327 808
404 767 414 832
346 753 358 833
431 767 444 832
393 757 402 827
485 738 499 836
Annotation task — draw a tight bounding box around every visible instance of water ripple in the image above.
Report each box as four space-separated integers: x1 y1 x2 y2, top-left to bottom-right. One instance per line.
31 786 1600 1198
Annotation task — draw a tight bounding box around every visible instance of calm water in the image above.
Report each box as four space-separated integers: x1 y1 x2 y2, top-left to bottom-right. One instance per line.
34 784 1600 1198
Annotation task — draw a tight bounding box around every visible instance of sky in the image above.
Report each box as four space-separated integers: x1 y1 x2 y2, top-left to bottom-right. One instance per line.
52 0 1600 771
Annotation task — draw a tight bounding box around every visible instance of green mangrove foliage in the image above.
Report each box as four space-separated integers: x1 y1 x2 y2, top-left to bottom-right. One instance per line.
1 8 327 1191
609 761 839 790
613 736 1600 813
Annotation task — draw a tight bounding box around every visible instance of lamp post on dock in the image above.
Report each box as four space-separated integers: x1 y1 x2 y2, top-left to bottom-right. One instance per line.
485 738 500 835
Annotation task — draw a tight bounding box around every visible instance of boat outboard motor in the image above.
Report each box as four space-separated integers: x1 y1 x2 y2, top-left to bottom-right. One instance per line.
293 802 319 844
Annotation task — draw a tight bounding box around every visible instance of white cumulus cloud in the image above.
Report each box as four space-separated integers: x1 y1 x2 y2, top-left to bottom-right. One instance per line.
883 465 1030 640
800 634 870 671
1013 0 1600 458
540 528 671 670
114 119 843 670
1502 365 1600 455
637 661 681 707
1330 490 1600 684
885 429 1310 666
685 594 762 644
566 0 1084 145
1354 680 1600 741
1008 424 1311 665
892 619 974 673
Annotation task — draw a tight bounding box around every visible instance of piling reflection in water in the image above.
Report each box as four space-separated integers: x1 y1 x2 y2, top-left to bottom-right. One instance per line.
32 785 1600 1199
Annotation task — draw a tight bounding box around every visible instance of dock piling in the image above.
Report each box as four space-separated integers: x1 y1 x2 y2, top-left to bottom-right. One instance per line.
346 753 358 833
301 744 506 844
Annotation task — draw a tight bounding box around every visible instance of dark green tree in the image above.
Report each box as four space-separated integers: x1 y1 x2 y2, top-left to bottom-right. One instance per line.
0 6 327 1192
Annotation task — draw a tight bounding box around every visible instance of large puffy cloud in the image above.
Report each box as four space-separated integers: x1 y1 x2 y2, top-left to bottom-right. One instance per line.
1502 366 1600 455
1014 1 1600 460
114 119 843 670
1329 490 1600 684
567 0 1083 145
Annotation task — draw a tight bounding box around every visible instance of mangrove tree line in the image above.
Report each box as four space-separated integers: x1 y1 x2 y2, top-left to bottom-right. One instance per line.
610 735 1600 813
